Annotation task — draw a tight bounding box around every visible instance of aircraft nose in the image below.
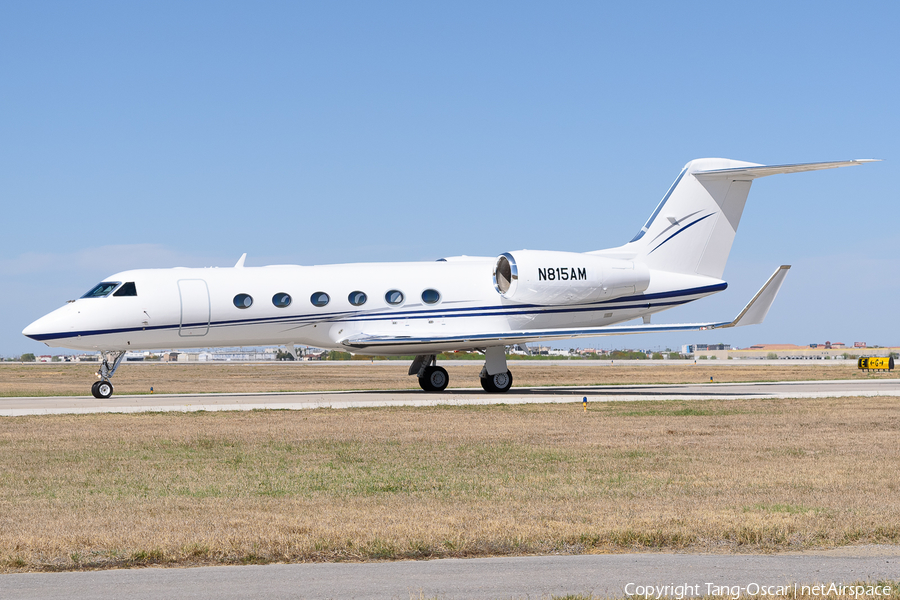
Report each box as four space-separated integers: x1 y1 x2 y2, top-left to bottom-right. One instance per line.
22 305 77 342
22 314 53 341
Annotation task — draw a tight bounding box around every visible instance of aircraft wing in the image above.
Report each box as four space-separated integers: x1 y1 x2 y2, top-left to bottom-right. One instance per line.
341 266 790 350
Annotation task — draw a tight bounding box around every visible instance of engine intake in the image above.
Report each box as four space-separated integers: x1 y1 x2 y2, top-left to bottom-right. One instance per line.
493 250 650 304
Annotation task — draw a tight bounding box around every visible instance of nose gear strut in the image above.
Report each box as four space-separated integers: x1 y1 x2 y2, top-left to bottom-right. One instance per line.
92 350 125 398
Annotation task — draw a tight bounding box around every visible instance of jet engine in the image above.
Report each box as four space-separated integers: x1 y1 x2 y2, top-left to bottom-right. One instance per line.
493 250 650 304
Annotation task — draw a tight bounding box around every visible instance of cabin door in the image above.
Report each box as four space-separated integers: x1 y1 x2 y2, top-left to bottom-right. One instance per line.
178 279 210 337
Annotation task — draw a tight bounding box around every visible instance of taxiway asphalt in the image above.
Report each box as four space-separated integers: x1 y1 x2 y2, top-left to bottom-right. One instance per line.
1 379 898 416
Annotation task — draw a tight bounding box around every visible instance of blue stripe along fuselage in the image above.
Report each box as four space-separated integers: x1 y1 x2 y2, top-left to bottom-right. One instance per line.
25 282 727 342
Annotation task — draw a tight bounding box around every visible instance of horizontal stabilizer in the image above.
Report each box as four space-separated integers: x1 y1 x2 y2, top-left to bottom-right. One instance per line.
695 159 878 180
341 266 790 350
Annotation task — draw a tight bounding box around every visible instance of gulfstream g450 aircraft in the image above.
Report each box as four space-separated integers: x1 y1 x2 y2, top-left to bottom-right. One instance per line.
23 158 875 398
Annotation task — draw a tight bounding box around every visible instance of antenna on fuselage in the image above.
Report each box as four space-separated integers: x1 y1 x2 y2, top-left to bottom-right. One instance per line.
234 253 247 268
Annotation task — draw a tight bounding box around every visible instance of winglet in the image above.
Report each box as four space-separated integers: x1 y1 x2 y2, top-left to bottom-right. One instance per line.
234 253 247 268
712 265 790 329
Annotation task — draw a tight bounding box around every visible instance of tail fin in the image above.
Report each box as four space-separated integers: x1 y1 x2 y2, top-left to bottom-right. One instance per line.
614 158 874 279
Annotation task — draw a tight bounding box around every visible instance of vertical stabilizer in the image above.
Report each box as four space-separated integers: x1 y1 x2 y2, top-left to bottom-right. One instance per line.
625 158 758 279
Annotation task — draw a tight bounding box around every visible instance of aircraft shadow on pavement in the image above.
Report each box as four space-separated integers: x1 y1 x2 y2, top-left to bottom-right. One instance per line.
344 386 765 398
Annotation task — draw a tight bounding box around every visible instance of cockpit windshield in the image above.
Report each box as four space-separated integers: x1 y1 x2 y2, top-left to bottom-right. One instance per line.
81 282 121 299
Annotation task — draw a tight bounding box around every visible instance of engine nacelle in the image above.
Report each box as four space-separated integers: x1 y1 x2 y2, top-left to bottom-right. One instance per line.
493 250 650 304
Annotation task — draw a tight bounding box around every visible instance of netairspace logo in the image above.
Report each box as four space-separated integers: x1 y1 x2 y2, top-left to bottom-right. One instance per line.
624 582 895 599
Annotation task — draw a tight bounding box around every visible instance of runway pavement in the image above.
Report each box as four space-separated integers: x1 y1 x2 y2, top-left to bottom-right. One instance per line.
1 379 898 416
3 548 899 600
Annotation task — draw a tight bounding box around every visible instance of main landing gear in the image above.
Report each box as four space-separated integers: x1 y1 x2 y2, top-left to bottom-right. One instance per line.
409 354 449 391
480 369 513 393
92 351 125 399
409 346 513 393
478 346 512 393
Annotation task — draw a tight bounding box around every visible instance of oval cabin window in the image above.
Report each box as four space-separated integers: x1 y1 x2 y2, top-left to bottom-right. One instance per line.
233 294 253 309
310 292 330 307
385 290 404 305
348 291 367 306
421 289 441 304
272 293 292 308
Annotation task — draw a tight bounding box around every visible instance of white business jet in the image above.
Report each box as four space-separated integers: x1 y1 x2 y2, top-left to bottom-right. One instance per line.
23 158 874 398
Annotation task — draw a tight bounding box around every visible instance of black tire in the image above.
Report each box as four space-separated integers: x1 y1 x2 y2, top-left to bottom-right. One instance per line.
92 380 113 399
480 370 513 393
419 366 449 392
418 374 433 391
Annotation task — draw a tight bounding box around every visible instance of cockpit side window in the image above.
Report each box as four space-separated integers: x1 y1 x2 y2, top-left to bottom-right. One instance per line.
113 282 137 297
81 282 121 299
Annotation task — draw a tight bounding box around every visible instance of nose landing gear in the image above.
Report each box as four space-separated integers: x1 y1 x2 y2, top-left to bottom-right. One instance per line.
91 380 114 399
92 351 125 399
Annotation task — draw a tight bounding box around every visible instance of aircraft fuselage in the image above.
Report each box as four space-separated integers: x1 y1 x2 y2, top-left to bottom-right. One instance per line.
23 259 724 355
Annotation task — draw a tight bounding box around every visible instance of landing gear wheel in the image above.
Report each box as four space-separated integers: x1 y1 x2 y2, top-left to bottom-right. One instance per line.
92 380 114 399
480 370 513 393
418 366 449 392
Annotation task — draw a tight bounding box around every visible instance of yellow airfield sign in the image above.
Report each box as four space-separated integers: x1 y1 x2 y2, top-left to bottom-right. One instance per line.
858 357 894 371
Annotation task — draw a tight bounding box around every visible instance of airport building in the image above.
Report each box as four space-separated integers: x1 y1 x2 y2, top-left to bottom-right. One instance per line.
682 343 731 355
684 342 900 360
171 350 277 362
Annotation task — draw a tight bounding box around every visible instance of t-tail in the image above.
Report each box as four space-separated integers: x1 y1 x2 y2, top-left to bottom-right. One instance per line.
600 158 877 279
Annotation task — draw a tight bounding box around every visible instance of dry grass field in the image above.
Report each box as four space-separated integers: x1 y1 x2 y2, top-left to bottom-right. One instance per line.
0 361 892 397
1 395 898 572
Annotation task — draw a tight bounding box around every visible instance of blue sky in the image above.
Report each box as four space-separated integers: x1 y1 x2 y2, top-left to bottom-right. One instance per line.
2 1 898 355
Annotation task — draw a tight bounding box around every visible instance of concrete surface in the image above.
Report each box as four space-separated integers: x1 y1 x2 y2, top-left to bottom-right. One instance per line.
1 379 899 416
